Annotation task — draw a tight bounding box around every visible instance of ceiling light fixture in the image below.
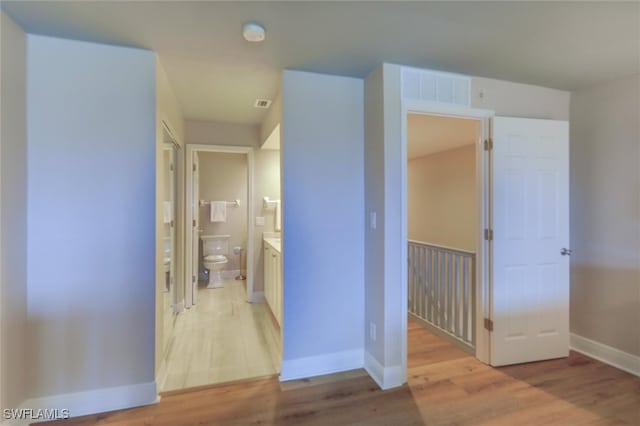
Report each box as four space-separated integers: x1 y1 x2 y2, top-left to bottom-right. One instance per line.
243 22 266 42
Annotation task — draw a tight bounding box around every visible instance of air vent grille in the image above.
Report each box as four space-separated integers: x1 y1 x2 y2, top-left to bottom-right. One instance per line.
254 99 272 109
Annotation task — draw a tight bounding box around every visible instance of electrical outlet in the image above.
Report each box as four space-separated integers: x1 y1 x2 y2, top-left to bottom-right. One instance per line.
370 322 377 341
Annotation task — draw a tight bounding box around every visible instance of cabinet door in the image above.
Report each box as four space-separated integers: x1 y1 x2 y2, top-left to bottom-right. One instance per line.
264 245 272 307
275 252 282 326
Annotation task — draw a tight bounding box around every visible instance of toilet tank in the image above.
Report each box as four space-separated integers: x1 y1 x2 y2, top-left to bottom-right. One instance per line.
201 235 230 256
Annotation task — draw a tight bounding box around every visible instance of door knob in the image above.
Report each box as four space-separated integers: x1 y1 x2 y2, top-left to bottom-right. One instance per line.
561 248 573 256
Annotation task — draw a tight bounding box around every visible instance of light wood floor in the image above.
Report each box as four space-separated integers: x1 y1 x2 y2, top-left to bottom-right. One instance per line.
44 320 639 425
161 279 281 392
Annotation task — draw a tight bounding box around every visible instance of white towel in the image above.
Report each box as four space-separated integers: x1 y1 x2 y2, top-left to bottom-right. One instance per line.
274 200 281 231
163 201 172 224
210 201 227 222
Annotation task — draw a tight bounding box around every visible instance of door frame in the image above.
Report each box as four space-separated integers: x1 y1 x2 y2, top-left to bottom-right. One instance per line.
401 100 495 368
185 144 255 308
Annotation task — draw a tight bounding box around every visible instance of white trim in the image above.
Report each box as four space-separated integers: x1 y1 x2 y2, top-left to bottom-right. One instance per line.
185 144 255 308
279 349 363 382
364 351 404 390
570 333 640 377
249 291 265 303
155 357 169 392
400 100 495 368
18 382 158 422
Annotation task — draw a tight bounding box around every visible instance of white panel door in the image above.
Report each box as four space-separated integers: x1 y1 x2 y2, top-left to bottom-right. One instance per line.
491 117 569 366
191 152 200 306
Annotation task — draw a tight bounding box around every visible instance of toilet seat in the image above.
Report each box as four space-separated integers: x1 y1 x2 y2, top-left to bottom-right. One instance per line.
204 254 227 263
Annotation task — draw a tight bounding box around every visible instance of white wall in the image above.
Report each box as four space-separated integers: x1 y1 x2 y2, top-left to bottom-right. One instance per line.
186 120 259 147
471 77 570 121
408 145 477 251
364 63 571 388
280 70 364 380
26 35 157 411
570 74 640 357
364 64 405 388
259 92 282 146
0 11 28 411
364 65 387 372
253 149 281 292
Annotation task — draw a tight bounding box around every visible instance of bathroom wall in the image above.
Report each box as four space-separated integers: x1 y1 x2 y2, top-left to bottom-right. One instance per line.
407 145 477 251
253 149 281 292
198 152 248 273
26 34 156 412
0 10 28 411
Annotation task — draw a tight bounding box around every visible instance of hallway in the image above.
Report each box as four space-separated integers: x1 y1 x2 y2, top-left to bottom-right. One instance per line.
162 280 280 391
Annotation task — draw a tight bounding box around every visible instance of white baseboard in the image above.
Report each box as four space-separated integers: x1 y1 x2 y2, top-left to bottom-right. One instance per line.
280 349 363 382
18 381 159 423
249 291 265 303
156 358 169 393
570 333 640 377
364 351 405 390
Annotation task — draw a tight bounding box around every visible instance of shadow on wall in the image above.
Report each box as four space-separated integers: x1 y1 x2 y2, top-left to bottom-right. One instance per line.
27 310 153 398
570 264 640 357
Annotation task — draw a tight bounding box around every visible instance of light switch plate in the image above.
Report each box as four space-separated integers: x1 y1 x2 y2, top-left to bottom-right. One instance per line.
256 216 265 226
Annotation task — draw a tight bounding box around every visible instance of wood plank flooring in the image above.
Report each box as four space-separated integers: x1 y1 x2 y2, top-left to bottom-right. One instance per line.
42 320 639 425
161 279 281 391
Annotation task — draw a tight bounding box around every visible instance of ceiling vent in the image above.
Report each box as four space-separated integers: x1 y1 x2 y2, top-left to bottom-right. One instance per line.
254 99 272 109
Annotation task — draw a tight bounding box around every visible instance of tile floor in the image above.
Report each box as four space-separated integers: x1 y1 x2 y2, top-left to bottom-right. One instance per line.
161 279 281 392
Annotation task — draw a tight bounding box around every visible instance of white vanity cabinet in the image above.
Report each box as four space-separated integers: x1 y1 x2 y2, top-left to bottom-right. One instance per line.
263 239 282 327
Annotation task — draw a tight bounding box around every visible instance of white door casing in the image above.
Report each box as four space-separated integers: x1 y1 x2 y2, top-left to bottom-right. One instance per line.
491 117 570 366
184 144 256 308
191 151 200 306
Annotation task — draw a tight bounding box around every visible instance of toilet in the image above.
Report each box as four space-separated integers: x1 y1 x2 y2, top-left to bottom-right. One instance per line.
201 235 230 288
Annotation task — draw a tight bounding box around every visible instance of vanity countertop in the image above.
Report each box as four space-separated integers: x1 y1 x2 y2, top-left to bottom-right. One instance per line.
263 237 281 254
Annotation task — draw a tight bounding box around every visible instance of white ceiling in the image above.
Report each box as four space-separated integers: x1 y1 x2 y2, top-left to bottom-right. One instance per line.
407 114 477 160
3 1 638 125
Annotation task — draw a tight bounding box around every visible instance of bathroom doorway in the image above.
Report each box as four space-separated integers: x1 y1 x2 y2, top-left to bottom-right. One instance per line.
185 145 255 307
158 144 280 392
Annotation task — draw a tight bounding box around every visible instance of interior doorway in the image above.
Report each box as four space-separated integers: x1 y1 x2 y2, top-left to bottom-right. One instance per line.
158 144 280 392
185 145 256 306
406 113 482 355
401 103 571 374
400 103 494 377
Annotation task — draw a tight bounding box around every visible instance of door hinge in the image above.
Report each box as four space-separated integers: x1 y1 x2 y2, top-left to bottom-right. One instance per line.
484 318 494 332
484 228 494 241
193 164 197 172
170 220 174 228
170 163 174 172
192 275 196 284
193 219 196 227
484 138 493 151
